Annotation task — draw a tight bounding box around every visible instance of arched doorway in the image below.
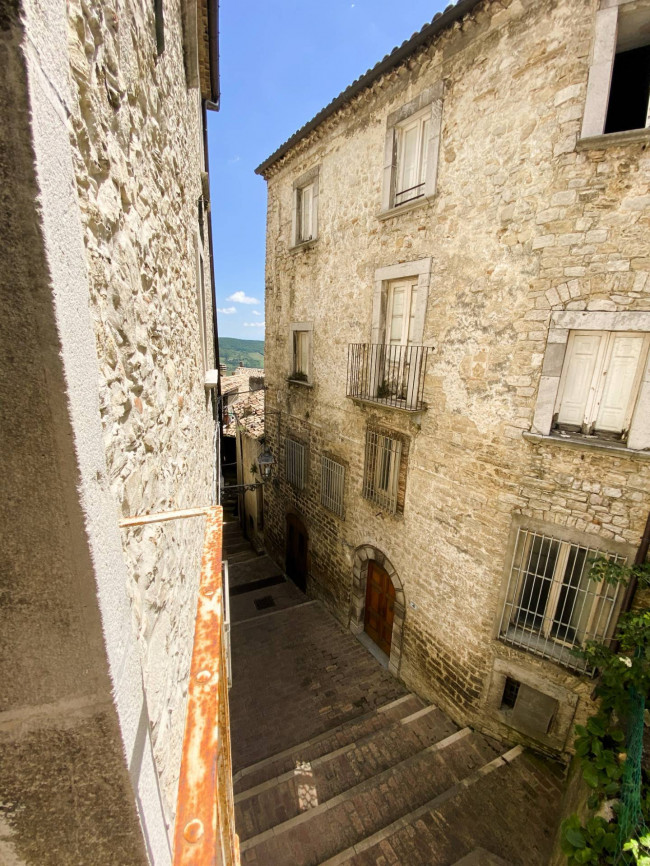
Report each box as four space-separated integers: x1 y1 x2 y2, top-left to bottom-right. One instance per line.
286 513 308 593
364 561 395 655
350 546 405 675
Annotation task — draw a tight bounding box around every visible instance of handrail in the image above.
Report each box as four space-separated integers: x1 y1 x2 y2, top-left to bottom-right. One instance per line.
120 506 240 866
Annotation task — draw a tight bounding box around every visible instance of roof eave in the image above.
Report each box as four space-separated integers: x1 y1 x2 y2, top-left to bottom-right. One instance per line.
255 0 483 177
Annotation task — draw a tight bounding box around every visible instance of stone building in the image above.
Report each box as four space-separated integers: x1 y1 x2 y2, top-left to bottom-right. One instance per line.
256 0 650 757
0 0 235 863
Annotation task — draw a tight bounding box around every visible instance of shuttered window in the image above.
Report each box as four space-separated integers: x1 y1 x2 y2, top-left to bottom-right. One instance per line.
293 331 310 378
555 331 649 437
298 183 314 242
321 457 345 518
394 110 430 207
285 438 306 490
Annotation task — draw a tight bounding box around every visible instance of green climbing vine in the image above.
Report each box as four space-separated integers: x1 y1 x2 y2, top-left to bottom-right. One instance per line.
561 558 650 866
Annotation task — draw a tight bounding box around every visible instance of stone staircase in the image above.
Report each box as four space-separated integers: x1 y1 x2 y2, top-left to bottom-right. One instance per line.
233 692 563 866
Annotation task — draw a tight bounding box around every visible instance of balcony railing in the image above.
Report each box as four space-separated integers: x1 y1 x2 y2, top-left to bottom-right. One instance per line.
347 343 430 411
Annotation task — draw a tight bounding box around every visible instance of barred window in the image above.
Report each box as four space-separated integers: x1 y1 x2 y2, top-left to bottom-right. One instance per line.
363 431 402 514
499 527 626 673
321 457 345 518
285 438 306 490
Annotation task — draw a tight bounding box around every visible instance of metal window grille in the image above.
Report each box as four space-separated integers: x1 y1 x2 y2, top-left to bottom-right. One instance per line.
498 527 626 673
285 438 306 490
321 457 345 518
363 431 402 514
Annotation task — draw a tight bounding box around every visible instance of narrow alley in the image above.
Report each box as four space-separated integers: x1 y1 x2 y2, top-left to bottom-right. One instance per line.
224 516 564 866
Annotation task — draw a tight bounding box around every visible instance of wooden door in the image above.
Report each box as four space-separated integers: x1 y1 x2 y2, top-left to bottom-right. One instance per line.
286 514 308 593
364 561 395 655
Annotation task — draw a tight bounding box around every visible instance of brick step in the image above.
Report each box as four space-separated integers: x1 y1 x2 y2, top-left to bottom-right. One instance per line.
233 693 423 795
336 749 563 866
235 703 458 841
239 729 504 866
226 548 260 564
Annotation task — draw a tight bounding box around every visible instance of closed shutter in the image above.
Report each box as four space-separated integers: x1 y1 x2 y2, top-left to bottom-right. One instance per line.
388 286 406 345
398 124 419 193
595 334 645 432
556 333 604 428
300 185 313 240
419 118 430 185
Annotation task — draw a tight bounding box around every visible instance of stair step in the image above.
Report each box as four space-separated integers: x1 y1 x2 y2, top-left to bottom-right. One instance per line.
233 693 422 795
240 731 505 865
224 540 255 555
336 748 562 866
452 850 514 866
227 549 260 564
235 703 457 841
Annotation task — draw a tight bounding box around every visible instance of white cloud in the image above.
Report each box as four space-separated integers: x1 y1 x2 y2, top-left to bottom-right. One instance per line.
243 322 265 328
217 306 236 314
227 291 259 305
251 310 262 316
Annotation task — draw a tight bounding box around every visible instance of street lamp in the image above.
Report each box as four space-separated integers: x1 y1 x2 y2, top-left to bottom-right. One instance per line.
256 449 275 481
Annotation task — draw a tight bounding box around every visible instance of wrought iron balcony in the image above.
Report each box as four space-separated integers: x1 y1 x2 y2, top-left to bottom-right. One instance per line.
347 343 430 412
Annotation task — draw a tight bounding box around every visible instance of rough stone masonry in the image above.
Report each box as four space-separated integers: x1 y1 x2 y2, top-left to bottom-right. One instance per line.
259 0 650 757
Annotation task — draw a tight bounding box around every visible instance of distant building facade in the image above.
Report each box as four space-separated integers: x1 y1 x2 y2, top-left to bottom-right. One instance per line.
257 0 650 756
0 0 230 863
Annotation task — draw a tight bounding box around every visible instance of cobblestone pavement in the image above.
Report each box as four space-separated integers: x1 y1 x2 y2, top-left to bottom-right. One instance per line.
228 600 408 772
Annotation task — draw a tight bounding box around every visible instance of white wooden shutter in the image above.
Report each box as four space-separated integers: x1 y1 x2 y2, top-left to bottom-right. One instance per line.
301 185 313 240
407 284 419 345
595 334 645 432
388 285 406 345
556 333 604 428
419 117 430 185
398 123 419 193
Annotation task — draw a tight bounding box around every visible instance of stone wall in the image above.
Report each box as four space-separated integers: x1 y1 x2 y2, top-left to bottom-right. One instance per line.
262 0 650 756
65 0 216 819
0 0 217 860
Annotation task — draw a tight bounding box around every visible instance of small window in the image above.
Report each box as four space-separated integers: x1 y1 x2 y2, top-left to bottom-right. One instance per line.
293 331 311 381
292 168 319 247
154 0 165 55
321 457 345 518
604 8 650 134
394 110 430 207
499 526 626 672
554 331 649 439
285 438 306 490
363 430 402 514
501 678 520 710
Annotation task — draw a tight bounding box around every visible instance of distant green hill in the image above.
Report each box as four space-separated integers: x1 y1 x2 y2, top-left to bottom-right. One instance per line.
219 337 264 372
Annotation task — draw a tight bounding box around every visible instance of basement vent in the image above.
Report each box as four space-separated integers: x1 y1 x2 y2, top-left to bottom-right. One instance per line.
500 677 520 710
285 438 306 490
321 456 345 518
507 683 558 738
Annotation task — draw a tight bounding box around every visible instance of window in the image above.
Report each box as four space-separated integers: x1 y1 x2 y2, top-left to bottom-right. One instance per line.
394 110 430 206
291 167 319 247
530 311 650 452
500 678 520 710
554 331 649 438
321 457 345 518
289 323 313 383
582 2 650 139
499 526 627 672
363 431 402 514
154 0 165 55
381 84 443 213
387 279 419 346
285 438 306 489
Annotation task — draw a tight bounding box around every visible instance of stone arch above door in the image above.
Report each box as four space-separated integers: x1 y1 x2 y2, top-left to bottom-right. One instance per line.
349 545 405 676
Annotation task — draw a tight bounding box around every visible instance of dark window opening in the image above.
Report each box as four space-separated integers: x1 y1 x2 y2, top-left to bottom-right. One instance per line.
154 0 165 56
501 677 521 710
605 44 650 134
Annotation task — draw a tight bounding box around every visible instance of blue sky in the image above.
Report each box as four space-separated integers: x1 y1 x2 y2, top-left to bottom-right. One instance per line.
207 1 450 340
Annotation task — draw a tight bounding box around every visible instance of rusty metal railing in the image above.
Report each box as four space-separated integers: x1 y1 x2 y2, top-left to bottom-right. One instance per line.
120 505 240 866
347 343 430 411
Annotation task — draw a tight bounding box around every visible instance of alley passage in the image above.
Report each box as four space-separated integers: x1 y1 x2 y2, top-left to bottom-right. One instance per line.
225 518 564 866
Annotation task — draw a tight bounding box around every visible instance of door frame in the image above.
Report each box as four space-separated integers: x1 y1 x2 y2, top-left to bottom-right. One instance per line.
349 545 405 676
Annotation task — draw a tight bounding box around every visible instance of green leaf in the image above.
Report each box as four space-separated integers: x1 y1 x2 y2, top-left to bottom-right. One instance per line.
582 763 601 789
566 828 587 849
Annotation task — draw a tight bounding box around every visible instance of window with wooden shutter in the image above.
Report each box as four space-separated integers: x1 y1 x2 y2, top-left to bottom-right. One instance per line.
291 326 312 383
394 109 430 207
554 331 649 438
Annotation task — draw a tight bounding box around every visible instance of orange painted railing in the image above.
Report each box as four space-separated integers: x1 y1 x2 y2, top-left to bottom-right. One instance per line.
120 505 239 866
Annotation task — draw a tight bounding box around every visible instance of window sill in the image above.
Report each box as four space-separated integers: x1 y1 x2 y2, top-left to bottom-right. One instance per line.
523 430 650 459
289 238 318 253
377 194 434 221
287 378 313 388
577 128 650 151
349 395 426 415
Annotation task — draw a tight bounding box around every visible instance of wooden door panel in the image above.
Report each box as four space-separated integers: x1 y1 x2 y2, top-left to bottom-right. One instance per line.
364 561 395 655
